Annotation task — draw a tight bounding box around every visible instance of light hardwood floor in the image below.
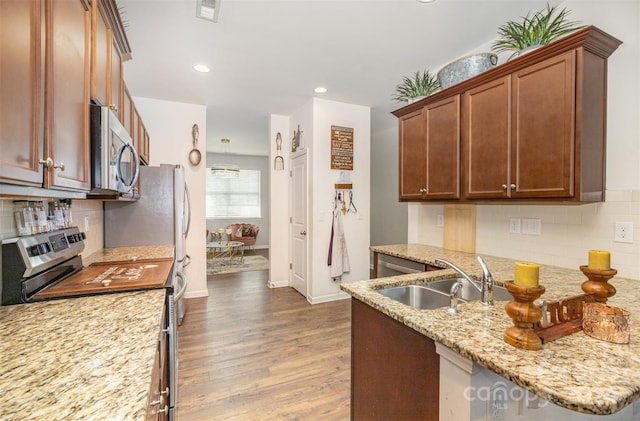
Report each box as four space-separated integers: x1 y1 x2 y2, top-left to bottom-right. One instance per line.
177 254 352 420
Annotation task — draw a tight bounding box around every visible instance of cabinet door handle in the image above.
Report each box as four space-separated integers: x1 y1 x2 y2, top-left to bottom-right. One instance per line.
501 184 508 190
39 158 65 171
300 230 306 236
510 184 516 189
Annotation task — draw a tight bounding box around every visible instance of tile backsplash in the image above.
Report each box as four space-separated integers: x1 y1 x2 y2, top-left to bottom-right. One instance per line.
413 190 640 280
0 198 104 258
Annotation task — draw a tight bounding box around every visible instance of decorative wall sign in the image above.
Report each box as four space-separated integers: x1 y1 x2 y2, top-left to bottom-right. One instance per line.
331 126 353 170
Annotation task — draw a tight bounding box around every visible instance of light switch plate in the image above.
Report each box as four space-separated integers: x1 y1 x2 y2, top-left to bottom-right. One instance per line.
522 218 541 235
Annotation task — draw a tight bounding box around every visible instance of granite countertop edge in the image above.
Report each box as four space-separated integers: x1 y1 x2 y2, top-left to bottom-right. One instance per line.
342 243 640 416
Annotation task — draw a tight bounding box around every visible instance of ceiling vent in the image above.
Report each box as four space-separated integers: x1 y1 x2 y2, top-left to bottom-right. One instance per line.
196 0 221 23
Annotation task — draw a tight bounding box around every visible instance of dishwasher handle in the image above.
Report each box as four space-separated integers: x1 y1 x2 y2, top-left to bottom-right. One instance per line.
379 260 424 274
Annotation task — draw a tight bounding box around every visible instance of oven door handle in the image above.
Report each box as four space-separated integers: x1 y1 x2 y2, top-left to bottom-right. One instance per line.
174 271 188 303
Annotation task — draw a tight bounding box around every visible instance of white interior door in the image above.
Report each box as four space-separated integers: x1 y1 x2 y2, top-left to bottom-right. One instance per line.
290 152 308 297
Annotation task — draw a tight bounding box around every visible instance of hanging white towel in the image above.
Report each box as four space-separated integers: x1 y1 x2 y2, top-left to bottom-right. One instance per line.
329 209 350 280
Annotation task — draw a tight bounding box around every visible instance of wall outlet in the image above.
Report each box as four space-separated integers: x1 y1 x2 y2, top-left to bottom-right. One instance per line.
509 218 521 234
522 218 541 235
436 214 444 228
84 216 90 233
615 221 634 243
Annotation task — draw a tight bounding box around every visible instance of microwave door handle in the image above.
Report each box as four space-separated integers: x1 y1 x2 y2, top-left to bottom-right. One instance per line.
184 182 191 238
115 143 139 189
129 144 140 187
115 144 126 186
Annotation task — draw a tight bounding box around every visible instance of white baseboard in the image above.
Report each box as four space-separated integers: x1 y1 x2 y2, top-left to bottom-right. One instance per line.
269 280 289 288
307 290 350 304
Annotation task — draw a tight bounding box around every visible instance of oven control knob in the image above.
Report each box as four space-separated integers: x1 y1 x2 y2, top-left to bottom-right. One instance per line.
43 242 52 253
28 245 40 256
37 243 48 255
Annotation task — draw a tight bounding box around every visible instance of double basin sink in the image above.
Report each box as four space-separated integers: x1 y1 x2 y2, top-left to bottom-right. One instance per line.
377 277 512 310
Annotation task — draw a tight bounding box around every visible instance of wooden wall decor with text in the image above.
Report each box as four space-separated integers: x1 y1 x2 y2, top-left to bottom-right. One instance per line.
331 126 354 170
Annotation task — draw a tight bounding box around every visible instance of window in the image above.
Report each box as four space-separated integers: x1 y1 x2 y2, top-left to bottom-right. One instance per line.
206 169 261 219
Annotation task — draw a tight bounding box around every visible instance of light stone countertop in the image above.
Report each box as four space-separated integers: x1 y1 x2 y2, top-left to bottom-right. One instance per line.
83 244 175 265
0 289 166 421
341 244 640 416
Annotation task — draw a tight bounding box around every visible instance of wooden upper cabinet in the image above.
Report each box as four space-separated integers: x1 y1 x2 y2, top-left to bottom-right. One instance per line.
424 96 460 200
110 37 123 117
45 0 92 191
463 76 511 199
398 97 460 202
91 0 129 114
91 0 108 106
0 0 45 187
398 109 426 200
511 51 575 199
394 26 621 203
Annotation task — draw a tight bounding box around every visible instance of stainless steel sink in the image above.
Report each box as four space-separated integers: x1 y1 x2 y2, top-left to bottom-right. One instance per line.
377 285 451 310
377 278 512 310
424 278 512 302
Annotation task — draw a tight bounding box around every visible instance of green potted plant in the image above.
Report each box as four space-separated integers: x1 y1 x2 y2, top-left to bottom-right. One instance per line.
492 4 584 59
393 70 440 103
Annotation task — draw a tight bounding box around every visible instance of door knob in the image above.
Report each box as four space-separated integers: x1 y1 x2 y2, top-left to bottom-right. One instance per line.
300 230 307 236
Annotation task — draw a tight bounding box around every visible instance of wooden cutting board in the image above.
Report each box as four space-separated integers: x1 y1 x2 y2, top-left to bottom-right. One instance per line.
443 204 476 253
34 258 174 300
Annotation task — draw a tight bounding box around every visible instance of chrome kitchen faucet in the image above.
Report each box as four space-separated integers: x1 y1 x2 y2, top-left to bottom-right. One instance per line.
434 256 495 311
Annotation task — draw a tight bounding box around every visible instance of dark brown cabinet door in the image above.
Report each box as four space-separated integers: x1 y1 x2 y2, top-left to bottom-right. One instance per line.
45 0 91 191
511 51 575 198
0 0 45 186
463 76 511 199
424 95 460 199
351 299 439 420
398 109 426 200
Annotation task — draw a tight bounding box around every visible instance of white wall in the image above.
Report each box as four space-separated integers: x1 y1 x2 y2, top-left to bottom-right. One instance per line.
134 97 208 299
269 114 290 287
305 98 371 303
412 1 640 279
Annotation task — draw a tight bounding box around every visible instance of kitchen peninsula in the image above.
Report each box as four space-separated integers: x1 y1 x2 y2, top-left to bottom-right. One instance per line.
342 244 640 420
0 290 165 420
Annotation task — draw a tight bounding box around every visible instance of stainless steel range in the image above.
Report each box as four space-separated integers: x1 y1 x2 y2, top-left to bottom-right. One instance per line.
1 227 86 305
1 226 180 420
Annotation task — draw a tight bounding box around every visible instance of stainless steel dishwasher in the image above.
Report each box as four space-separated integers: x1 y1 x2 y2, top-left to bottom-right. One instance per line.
376 253 427 277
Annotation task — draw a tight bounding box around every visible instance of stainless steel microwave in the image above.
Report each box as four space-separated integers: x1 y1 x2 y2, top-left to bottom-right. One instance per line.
89 104 140 195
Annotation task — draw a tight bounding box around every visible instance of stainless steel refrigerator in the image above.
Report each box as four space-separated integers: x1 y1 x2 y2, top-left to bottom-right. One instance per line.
104 164 191 325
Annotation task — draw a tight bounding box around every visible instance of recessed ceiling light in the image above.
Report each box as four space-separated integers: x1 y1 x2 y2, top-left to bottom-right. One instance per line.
314 87 328 94
417 0 436 3
193 64 211 73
